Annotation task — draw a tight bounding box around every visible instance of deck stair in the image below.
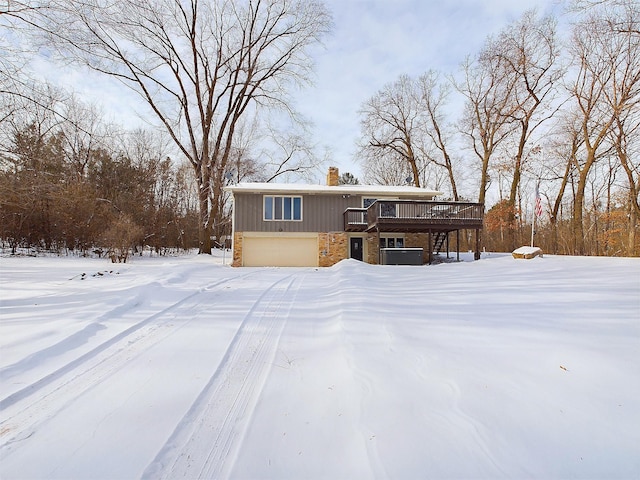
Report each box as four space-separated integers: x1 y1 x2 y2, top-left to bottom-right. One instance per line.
432 232 448 254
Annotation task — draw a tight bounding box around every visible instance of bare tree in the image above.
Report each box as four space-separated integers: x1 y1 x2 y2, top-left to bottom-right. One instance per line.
58 96 115 179
468 10 564 249
544 111 583 253
362 152 414 187
417 70 460 199
456 46 518 205
23 0 331 253
613 118 640 255
606 1 640 255
566 0 640 254
494 11 562 210
259 122 322 183
358 74 425 187
1 2 59 125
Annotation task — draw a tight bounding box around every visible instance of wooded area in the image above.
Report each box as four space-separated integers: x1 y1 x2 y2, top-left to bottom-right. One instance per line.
358 0 639 256
1 0 638 259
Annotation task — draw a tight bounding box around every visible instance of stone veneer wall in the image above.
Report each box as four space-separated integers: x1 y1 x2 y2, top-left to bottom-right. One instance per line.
365 233 378 264
232 232 243 267
318 232 348 267
365 233 431 264
405 232 431 264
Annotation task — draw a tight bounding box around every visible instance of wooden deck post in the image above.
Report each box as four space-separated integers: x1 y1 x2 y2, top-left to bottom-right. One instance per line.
445 232 450 259
456 229 460 262
475 228 481 260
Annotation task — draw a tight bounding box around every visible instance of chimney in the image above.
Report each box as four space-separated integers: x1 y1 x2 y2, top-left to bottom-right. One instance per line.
327 166 339 186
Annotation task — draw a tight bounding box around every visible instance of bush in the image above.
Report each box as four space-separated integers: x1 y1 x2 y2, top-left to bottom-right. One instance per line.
102 214 143 263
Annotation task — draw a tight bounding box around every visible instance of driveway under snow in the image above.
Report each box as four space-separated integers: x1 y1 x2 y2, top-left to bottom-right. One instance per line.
1 252 639 479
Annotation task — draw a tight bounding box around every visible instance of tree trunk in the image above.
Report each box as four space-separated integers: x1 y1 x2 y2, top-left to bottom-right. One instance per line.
478 151 491 205
629 193 638 256
197 178 212 255
407 142 421 188
572 151 595 255
447 164 459 201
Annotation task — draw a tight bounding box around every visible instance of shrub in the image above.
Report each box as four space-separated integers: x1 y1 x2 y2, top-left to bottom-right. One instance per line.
102 214 143 263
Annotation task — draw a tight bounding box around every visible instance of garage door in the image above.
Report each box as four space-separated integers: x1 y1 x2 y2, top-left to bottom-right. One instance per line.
243 235 318 267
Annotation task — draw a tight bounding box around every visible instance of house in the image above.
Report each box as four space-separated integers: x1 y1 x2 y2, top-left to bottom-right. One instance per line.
224 167 484 267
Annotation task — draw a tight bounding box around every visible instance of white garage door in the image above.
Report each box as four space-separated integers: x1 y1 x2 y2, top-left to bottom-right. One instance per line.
243 235 318 267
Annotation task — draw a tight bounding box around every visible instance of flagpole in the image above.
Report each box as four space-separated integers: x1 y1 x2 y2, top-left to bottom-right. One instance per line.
531 204 535 247
531 180 540 248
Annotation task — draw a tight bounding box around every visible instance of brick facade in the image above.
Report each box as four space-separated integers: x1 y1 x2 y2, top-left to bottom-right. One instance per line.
326 166 339 187
405 232 431 263
232 232 243 267
318 232 348 267
365 234 378 264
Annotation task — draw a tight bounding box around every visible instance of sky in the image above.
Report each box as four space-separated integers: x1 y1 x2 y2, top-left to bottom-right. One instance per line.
1 251 638 478
297 0 565 180
22 0 566 185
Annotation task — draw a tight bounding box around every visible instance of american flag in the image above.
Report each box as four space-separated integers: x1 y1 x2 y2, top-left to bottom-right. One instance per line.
535 183 543 217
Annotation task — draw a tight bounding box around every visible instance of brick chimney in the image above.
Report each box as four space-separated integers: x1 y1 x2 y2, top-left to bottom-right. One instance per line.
326 166 339 186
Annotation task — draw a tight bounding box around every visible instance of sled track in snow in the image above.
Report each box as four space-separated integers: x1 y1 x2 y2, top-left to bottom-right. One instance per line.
0 271 263 449
142 273 304 480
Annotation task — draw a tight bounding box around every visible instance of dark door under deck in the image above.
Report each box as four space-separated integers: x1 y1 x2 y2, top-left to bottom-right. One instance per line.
350 237 363 261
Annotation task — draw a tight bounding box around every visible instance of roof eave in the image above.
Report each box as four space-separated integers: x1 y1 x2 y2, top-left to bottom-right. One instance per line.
223 183 443 198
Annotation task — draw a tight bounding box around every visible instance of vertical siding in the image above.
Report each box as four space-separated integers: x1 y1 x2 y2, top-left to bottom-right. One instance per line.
233 192 361 232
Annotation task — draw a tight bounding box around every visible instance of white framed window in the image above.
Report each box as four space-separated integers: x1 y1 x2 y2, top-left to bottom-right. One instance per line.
379 235 405 248
264 195 302 221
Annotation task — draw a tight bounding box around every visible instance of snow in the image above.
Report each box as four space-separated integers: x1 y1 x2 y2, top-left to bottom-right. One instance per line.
512 246 543 255
224 182 442 198
512 246 543 260
1 252 639 479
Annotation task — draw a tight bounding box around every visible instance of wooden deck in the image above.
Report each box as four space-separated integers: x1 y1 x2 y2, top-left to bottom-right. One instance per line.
344 200 484 233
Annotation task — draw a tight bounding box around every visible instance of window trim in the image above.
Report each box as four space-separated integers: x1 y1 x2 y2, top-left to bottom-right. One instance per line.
379 234 405 249
263 195 303 221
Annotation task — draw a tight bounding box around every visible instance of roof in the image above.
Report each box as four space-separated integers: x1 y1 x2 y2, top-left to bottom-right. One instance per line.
224 182 443 198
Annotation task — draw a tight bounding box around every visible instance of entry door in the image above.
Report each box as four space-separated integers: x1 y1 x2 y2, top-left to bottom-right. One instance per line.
350 237 364 261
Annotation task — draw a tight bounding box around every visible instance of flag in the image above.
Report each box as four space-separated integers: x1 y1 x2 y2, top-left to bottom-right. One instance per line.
535 183 543 217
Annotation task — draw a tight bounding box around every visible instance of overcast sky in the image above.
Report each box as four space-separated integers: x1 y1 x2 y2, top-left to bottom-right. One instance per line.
296 0 566 181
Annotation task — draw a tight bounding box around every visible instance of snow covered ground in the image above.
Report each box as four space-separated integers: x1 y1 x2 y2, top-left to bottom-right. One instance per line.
0 251 638 479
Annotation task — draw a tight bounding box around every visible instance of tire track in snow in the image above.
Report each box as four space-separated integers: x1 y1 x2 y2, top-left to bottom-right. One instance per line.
142 272 304 480
0 271 262 449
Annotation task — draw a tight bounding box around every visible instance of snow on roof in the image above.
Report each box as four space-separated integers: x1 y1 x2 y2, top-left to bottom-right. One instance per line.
224 182 443 198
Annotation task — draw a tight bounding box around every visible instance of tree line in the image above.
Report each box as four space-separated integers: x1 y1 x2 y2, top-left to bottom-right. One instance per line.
0 102 201 259
358 0 639 256
1 0 638 258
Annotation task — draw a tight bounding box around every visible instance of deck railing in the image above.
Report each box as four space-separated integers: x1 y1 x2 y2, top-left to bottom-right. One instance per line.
344 200 484 232
344 208 367 231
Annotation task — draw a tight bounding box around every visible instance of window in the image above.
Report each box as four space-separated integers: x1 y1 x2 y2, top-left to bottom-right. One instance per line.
264 196 302 221
380 236 404 248
364 197 397 217
363 198 377 208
